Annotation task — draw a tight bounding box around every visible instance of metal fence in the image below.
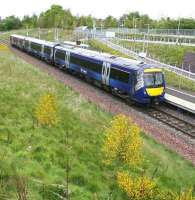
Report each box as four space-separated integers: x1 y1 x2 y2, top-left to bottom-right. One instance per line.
103 28 195 36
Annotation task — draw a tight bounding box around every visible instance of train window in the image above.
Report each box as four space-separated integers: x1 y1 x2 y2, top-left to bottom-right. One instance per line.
25 41 29 48
55 50 65 60
70 55 102 73
31 42 42 52
110 68 129 83
44 46 51 55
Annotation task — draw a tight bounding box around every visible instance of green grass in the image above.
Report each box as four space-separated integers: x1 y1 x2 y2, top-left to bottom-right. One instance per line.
88 39 134 59
0 40 195 199
164 70 195 92
119 40 195 67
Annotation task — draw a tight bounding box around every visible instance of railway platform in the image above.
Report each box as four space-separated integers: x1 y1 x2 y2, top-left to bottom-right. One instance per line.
165 87 195 114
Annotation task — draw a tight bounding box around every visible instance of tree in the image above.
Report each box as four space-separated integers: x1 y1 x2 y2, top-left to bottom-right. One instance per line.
76 15 94 28
22 14 38 28
104 16 118 28
0 16 22 31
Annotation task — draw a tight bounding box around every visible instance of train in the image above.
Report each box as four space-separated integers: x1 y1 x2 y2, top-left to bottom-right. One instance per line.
10 34 165 104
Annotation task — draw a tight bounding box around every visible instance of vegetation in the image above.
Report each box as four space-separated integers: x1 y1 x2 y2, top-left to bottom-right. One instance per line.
88 39 133 59
35 93 59 127
0 38 195 199
118 40 195 67
1 5 195 31
103 115 195 200
102 114 142 166
117 172 158 200
164 70 195 92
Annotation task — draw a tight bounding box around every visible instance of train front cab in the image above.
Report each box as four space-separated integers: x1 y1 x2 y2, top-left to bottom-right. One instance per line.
133 68 165 104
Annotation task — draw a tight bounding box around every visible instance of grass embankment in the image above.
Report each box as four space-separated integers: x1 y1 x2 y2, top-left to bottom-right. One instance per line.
88 39 134 59
119 40 195 67
0 39 195 199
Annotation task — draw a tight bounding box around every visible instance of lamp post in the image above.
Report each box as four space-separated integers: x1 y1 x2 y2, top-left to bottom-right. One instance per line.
142 23 150 55
176 18 181 45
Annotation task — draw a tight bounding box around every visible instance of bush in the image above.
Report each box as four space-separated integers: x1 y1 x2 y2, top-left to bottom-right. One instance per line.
35 93 59 127
102 114 142 167
117 171 157 200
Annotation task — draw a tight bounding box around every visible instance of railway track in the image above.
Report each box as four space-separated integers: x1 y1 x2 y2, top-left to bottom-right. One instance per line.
147 107 195 138
2 38 195 139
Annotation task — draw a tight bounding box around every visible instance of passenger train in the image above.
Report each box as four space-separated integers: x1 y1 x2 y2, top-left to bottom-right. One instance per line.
10 34 165 104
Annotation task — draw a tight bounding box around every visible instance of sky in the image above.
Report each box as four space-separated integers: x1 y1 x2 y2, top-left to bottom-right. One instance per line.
1 0 195 20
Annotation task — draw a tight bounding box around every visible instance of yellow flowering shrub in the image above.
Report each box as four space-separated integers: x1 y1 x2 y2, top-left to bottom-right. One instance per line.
103 114 142 166
35 93 59 126
117 171 157 200
0 44 9 51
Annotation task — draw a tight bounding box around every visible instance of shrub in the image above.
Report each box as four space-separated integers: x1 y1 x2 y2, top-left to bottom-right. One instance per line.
35 93 59 127
117 171 157 200
102 114 142 166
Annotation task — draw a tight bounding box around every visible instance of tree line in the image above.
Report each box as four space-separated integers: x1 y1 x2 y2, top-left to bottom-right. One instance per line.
1 5 195 31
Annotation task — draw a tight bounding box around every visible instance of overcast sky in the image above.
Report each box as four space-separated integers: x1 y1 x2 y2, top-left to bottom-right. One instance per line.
1 0 195 19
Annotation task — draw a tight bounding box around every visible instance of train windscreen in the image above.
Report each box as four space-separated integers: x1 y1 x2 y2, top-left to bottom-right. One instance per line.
144 72 163 88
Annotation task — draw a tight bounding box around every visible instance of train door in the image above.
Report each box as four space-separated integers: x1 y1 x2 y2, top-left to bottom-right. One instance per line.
41 45 44 57
130 71 136 95
102 62 111 85
65 51 70 69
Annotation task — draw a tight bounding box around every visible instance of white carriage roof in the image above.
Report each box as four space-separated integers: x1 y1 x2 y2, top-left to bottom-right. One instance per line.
25 36 55 47
11 34 149 70
11 34 26 39
56 45 144 70
11 34 55 47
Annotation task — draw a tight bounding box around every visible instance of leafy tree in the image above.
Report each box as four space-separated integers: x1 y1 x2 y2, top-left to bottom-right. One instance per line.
104 15 118 28
76 15 94 28
0 16 22 31
22 14 38 28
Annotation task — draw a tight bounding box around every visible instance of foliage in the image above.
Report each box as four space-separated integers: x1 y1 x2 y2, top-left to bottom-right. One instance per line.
0 15 22 31
117 171 157 200
22 14 38 29
38 5 75 29
2 5 195 31
104 16 118 28
76 15 94 28
35 93 59 126
175 189 195 200
103 114 142 166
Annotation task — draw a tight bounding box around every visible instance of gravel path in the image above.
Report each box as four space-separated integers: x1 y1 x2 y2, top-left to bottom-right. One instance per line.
11 47 195 165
